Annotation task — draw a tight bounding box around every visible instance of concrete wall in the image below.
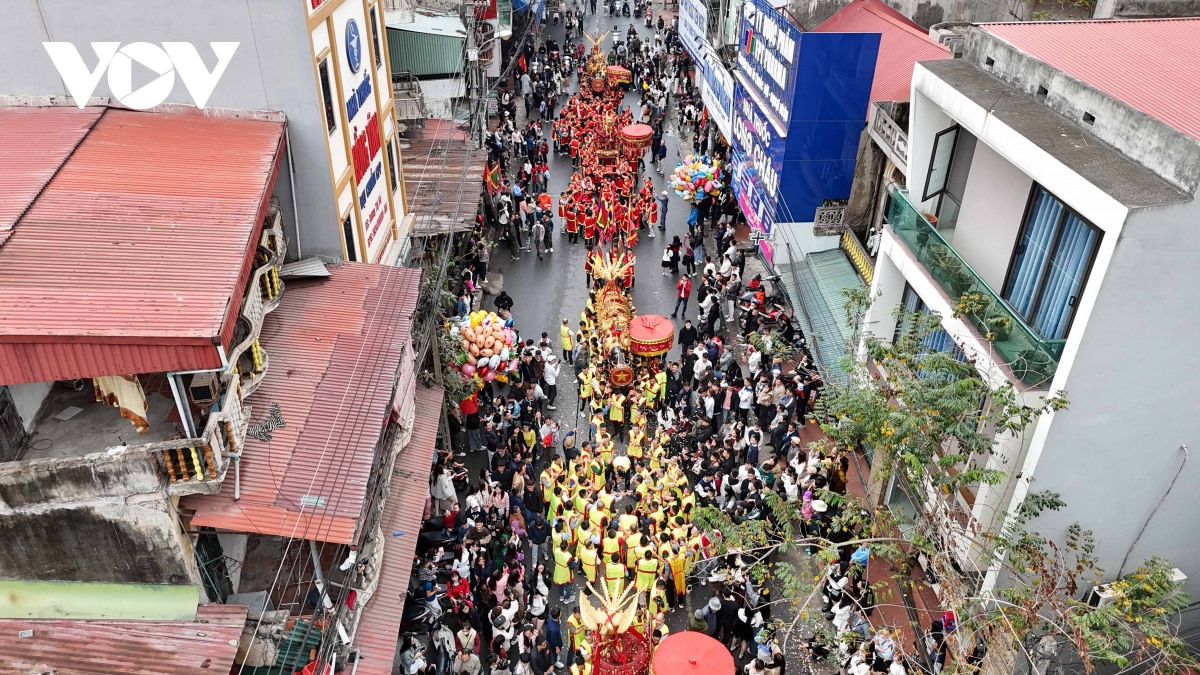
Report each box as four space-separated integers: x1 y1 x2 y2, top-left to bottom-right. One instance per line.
0 449 197 585
964 29 1200 196
7 382 52 433
949 140 1031 290
0 0 343 260
1020 195 1200 609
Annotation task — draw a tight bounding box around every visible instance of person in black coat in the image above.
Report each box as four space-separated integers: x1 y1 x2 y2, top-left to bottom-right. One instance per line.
716 590 740 646
678 320 698 353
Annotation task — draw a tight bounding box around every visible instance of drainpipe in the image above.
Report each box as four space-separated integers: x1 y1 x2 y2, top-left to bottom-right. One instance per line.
166 373 197 438
229 452 242 500
286 122 303 259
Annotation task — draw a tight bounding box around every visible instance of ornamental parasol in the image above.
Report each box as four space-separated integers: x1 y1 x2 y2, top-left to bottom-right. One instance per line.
620 123 653 152
607 64 632 84
650 632 734 675
628 315 674 356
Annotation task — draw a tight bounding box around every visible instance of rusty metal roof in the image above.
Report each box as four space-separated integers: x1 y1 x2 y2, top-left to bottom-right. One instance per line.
354 385 443 675
813 0 949 106
982 19 1200 142
0 107 285 385
404 119 485 236
0 603 247 675
0 107 103 246
184 263 422 545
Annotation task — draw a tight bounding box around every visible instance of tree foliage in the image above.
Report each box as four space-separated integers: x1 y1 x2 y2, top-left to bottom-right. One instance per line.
688 290 1194 675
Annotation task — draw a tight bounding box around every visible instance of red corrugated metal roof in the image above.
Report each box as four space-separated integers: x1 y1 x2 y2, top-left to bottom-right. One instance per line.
184 263 422 545
354 385 443 675
0 107 284 385
0 603 247 675
982 19 1200 142
814 0 950 106
0 107 103 245
405 119 486 235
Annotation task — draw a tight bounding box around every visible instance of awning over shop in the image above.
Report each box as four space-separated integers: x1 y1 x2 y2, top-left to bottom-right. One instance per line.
403 119 485 237
183 263 422 544
352 385 444 675
0 106 285 385
0 603 248 674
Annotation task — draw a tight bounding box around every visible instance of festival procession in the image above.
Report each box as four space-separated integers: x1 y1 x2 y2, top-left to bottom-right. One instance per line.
414 8 862 675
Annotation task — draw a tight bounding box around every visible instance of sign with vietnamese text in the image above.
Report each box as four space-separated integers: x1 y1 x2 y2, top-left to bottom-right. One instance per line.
335 2 391 262
735 0 800 132
678 0 708 67
699 44 733 139
730 80 785 264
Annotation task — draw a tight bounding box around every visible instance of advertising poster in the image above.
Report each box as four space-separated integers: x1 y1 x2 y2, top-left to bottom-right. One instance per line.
730 80 785 264
678 0 708 67
699 44 734 140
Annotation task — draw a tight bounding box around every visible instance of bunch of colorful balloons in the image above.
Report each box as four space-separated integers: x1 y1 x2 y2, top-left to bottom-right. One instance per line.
668 155 723 201
448 311 520 384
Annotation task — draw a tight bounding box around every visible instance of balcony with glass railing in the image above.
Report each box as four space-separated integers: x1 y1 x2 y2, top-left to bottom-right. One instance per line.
886 187 1064 387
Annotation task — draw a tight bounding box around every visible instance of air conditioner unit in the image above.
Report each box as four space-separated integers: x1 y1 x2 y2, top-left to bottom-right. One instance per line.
1085 568 1187 607
189 372 219 408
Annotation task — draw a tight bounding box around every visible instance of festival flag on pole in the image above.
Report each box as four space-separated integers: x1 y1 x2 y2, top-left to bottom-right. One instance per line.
745 29 756 55
517 53 527 73
484 160 502 194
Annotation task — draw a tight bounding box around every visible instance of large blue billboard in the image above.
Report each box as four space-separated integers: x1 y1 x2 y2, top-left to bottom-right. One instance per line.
729 3 879 264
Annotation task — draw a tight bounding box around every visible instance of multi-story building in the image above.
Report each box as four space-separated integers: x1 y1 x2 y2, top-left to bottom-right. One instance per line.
861 18 1200 601
2 0 412 264
0 103 436 673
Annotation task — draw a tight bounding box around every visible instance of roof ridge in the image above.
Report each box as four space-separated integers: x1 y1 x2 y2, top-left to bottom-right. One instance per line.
980 16 1200 25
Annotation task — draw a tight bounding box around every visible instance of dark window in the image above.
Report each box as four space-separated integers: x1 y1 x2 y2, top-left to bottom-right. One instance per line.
386 138 398 192
1002 186 1101 340
342 215 358 262
369 6 382 68
1036 85 1048 102
922 125 959 201
985 56 995 67
1082 112 1095 125
319 59 336 134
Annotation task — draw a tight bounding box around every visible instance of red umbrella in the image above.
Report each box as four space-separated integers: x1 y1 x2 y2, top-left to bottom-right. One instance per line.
651 632 734 675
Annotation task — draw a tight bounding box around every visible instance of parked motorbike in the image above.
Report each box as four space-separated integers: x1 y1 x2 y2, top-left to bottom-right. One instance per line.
644 9 653 26
739 275 792 327
398 587 442 636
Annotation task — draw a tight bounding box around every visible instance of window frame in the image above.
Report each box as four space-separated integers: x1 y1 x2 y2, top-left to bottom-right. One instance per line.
342 214 358 262
385 137 399 193
921 125 960 202
368 4 383 68
1001 184 1103 340
318 59 336 135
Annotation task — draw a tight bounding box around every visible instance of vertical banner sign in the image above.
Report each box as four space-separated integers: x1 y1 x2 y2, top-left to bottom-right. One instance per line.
678 0 708 66
337 4 391 263
735 0 801 132
699 44 734 139
730 81 784 264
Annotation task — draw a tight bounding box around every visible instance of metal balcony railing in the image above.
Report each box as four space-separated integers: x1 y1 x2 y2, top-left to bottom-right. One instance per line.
887 188 1064 387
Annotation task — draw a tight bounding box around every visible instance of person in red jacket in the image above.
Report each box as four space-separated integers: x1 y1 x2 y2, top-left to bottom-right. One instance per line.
672 275 692 319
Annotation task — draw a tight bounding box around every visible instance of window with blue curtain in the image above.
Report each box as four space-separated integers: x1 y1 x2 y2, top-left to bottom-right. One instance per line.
1003 187 1100 340
895 285 968 364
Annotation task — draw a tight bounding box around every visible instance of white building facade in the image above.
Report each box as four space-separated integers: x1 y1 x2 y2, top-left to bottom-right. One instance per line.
861 19 1200 600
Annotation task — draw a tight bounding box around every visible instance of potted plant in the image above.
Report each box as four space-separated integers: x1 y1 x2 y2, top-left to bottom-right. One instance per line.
986 314 1013 342
948 269 975 297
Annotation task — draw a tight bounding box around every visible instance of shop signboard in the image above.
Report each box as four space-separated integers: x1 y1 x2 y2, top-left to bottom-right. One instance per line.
335 2 392 263
699 43 734 140
735 0 801 134
729 3 879 266
678 0 708 67
730 80 784 264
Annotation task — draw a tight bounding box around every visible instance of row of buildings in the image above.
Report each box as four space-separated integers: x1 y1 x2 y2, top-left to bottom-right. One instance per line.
0 0 489 672
692 0 1200 632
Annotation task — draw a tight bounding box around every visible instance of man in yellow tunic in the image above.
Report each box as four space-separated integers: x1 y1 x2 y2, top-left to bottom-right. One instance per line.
578 540 599 584
554 542 575 602
604 553 626 597
635 548 660 596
